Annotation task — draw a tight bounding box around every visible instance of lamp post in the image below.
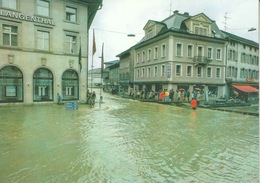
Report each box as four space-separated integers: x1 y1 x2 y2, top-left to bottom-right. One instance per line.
248 28 256 32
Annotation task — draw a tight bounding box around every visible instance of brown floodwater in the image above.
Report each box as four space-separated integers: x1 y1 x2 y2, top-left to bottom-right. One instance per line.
0 92 258 182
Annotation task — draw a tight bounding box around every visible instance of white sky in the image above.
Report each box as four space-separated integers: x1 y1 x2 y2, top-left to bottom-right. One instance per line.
89 0 258 69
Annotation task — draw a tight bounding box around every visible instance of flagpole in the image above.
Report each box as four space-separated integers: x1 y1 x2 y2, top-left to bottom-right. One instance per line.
91 29 96 93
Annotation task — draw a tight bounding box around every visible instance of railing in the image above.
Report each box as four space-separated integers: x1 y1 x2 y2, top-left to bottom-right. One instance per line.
193 56 212 66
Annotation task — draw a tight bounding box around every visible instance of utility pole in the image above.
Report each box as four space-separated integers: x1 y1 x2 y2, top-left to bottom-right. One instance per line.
223 12 230 31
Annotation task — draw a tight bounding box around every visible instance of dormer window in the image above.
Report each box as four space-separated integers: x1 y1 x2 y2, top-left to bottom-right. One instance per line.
195 26 208 36
146 29 154 39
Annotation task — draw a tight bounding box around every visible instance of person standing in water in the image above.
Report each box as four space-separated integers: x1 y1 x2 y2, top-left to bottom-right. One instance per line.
190 98 197 110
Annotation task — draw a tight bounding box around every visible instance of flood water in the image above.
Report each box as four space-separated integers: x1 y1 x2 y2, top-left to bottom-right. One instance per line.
0 92 259 182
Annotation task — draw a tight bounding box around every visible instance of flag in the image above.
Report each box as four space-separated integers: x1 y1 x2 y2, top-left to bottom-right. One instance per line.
101 43 104 78
92 30 96 55
78 45 82 73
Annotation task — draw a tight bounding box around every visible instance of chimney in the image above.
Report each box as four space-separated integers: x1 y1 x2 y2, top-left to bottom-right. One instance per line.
184 12 189 16
173 10 179 14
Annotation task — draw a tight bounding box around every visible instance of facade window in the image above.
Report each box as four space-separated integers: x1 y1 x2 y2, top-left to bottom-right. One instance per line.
1 0 17 9
37 0 50 17
161 44 166 57
216 68 221 78
137 69 140 78
3 25 17 46
197 66 202 77
161 65 165 76
65 35 76 53
207 67 212 78
142 68 145 77
197 46 204 57
154 66 158 77
37 30 49 50
147 67 151 77
154 47 158 59
187 65 192 77
142 51 145 62
216 48 221 60
33 68 53 101
187 45 193 58
66 6 77 22
62 69 79 100
240 68 244 78
241 53 246 62
207 47 212 59
176 65 181 76
137 52 140 63
147 49 151 61
176 43 182 56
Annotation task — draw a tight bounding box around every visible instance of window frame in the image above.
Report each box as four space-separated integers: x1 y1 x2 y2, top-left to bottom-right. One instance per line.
36 0 50 17
65 6 77 23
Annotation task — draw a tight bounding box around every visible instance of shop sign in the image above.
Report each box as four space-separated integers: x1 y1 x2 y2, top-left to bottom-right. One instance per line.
0 9 54 25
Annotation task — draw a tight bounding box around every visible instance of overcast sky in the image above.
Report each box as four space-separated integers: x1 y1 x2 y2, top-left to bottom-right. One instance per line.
89 0 258 69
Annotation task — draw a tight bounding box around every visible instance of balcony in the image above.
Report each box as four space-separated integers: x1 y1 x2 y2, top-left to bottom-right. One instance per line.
193 56 212 66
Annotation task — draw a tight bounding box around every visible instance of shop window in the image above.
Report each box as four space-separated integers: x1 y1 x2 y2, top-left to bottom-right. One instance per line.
3 25 17 46
62 69 78 100
37 0 50 17
0 66 23 103
33 68 53 101
66 6 77 22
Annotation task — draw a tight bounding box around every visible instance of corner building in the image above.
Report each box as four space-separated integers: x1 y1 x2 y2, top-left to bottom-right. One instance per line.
0 0 102 104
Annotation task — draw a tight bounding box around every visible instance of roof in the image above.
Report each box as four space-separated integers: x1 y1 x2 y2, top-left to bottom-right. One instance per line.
106 60 119 69
221 30 258 47
82 0 103 29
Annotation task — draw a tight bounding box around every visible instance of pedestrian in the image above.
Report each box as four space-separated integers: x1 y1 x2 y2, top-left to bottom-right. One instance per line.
186 90 190 102
159 90 165 101
190 98 197 110
57 93 62 104
169 89 174 101
177 90 181 101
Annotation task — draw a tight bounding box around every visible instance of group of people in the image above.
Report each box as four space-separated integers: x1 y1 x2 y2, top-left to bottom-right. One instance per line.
86 90 96 107
129 87 202 110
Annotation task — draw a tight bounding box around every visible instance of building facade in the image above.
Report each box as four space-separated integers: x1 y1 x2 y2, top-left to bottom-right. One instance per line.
0 0 102 104
223 31 259 102
117 10 259 101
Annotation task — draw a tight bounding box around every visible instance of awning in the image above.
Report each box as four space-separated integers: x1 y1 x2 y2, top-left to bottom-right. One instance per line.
232 85 259 93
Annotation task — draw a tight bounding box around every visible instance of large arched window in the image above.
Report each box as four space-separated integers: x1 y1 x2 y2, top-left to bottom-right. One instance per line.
62 69 79 101
33 68 53 101
0 66 23 103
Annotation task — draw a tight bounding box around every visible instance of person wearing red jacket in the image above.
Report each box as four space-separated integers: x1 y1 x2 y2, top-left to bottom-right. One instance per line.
190 98 197 110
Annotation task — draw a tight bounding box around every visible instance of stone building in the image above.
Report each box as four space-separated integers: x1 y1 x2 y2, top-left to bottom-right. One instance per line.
0 0 102 104
117 10 259 100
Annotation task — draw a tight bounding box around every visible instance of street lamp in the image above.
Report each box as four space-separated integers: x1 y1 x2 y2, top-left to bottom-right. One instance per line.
248 28 256 32
127 34 135 37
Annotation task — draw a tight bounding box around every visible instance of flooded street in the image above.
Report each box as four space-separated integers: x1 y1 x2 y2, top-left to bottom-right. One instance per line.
0 92 258 183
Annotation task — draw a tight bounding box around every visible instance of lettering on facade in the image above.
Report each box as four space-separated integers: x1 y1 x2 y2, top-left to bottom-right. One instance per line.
0 9 54 25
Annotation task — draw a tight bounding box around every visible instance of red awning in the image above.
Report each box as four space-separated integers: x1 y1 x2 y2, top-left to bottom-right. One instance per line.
232 85 259 93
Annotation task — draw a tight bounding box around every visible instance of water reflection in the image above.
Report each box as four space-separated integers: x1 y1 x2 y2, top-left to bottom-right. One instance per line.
0 93 258 182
